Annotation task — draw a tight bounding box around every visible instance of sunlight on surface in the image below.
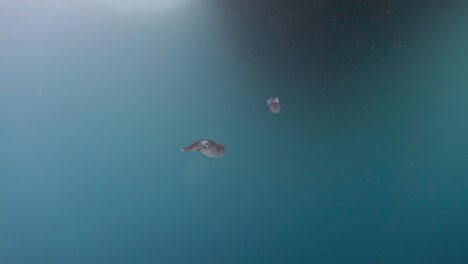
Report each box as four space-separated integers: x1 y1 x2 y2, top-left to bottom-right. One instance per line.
84 0 200 13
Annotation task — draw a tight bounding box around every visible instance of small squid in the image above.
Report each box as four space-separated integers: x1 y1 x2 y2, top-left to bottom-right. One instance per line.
181 139 226 158
267 97 281 114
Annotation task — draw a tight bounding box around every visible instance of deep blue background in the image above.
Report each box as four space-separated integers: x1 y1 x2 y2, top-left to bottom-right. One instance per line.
1 1 467 263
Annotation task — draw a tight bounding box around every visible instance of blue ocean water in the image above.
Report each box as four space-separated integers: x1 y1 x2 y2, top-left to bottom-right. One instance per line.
0 1 467 263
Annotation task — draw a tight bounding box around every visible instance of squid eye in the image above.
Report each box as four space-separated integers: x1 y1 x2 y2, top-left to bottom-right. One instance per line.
201 140 209 148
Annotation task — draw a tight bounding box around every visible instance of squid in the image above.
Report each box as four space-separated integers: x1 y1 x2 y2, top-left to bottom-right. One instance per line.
267 97 281 114
181 139 226 158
